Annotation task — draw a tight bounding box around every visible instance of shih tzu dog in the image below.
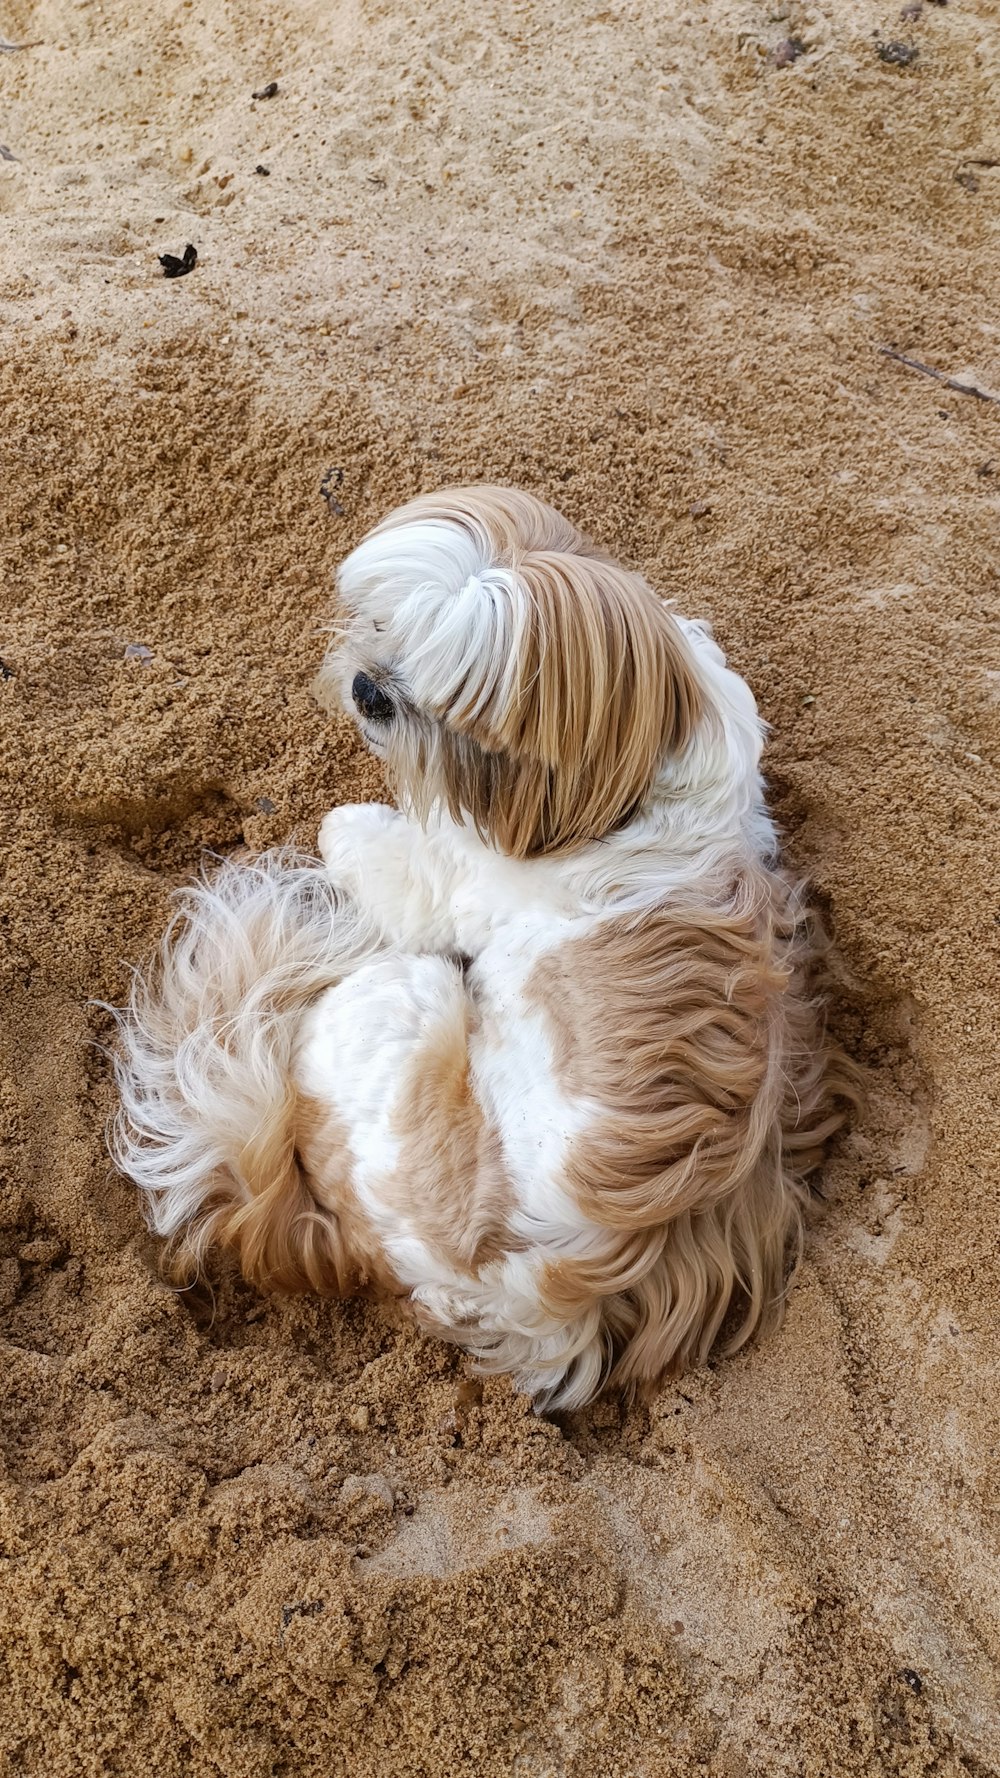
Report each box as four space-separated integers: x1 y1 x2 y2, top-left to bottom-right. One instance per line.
111 486 856 1409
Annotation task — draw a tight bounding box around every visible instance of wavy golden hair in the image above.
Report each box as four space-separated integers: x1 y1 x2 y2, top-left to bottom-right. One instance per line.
324 486 704 857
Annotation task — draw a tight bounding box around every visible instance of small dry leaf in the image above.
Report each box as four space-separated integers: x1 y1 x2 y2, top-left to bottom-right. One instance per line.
159 243 198 278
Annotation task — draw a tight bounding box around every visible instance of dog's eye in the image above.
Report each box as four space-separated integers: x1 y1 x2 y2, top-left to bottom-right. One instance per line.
352 671 395 724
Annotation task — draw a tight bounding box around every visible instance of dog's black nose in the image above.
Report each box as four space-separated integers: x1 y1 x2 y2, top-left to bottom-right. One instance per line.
352 671 395 724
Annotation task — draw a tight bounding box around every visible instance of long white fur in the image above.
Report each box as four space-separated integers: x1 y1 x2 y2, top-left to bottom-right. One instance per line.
110 856 381 1257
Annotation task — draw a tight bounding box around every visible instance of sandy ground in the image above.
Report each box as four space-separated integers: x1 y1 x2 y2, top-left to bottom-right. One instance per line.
1 0 999 1772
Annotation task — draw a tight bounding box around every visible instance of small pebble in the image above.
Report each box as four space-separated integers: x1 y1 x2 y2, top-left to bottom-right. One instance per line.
321 466 345 516
767 37 807 67
876 39 919 65
252 80 279 100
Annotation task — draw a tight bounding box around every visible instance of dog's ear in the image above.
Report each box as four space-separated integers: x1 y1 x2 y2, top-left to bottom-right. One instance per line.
436 547 704 857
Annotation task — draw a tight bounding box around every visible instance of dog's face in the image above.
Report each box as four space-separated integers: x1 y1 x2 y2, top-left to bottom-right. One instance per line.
315 486 704 858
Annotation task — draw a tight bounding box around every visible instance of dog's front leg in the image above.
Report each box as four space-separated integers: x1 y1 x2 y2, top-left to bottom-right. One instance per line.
317 803 463 953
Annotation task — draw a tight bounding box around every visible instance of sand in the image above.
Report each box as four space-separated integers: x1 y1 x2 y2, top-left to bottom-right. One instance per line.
1 0 999 1771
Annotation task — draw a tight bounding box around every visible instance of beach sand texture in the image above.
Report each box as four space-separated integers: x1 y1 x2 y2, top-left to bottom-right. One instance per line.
1 1 999 1772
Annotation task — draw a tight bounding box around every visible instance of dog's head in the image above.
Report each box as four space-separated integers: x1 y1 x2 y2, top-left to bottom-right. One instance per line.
315 486 703 857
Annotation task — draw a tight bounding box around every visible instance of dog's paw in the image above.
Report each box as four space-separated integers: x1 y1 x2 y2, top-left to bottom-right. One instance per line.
411 1282 482 1331
317 802 402 873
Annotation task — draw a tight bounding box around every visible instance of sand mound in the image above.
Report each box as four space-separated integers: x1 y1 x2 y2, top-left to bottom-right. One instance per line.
2 1 999 1772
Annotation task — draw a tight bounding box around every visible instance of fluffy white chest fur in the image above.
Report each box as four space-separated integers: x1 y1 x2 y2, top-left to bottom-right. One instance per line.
111 487 855 1408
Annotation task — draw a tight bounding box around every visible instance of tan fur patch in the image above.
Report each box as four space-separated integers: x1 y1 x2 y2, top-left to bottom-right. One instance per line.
529 864 861 1387
386 986 514 1275
171 1088 402 1303
290 1092 405 1299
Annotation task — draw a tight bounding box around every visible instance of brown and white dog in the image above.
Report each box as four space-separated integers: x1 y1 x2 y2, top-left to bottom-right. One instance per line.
110 487 856 1408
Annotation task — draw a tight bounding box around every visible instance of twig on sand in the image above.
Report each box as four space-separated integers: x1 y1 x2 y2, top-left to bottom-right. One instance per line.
879 345 1000 407
0 35 41 51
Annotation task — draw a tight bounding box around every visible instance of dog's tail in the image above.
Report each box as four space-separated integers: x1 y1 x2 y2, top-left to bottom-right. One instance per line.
107 848 380 1293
